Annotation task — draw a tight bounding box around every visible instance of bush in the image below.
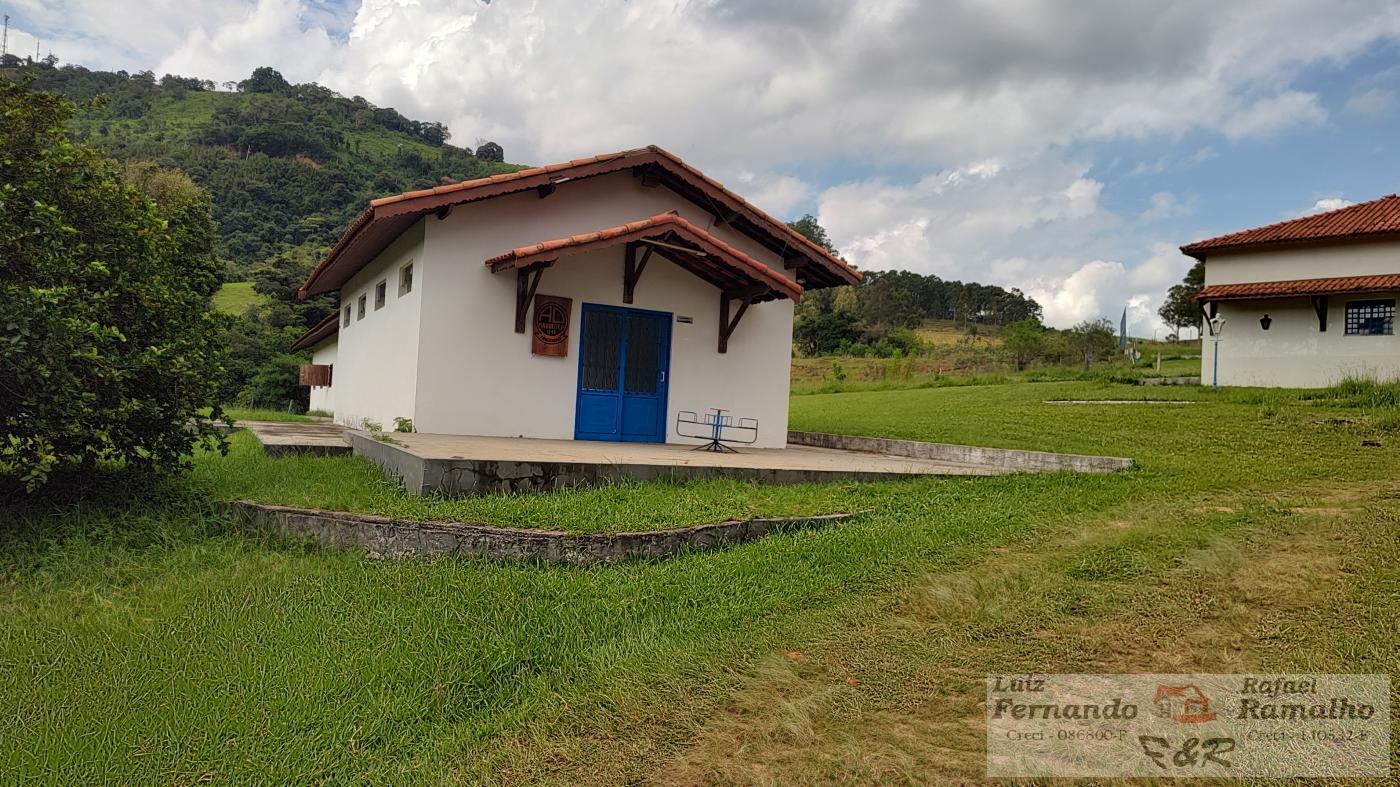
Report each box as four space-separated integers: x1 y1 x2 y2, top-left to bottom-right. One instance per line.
1 83 226 489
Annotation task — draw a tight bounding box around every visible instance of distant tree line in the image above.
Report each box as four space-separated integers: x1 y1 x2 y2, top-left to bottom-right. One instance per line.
787 215 1044 357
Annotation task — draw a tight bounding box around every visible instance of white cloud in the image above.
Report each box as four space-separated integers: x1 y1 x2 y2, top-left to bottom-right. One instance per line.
1221 91 1327 138
1140 192 1194 222
743 175 814 218
1344 87 1397 116
156 0 338 85
1024 260 1127 328
1294 196 1356 216
14 0 1400 334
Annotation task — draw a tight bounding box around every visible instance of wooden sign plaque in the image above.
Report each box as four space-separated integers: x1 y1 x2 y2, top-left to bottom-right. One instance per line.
532 294 572 356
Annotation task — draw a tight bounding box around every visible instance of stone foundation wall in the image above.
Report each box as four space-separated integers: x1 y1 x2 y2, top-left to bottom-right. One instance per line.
221 501 855 565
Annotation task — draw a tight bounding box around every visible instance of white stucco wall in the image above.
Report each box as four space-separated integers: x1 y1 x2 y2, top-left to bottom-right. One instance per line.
331 223 424 430
308 337 337 414
1199 240 1400 387
1201 295 1400 387
411 171 799 448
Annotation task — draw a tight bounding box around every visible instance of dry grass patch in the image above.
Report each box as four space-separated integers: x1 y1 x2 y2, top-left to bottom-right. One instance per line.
649 484 1397 786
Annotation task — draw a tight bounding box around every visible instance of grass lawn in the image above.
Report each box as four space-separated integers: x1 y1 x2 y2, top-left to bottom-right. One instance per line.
211 281 266 315
221 407 320 423
2 379 1396 784
195 430 880 533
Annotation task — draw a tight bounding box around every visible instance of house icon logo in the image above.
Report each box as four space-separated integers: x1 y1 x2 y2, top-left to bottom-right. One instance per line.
1152 683 1217 723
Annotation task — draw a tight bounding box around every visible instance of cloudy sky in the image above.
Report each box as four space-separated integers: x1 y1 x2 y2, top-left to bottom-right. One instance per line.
8 0 1400 334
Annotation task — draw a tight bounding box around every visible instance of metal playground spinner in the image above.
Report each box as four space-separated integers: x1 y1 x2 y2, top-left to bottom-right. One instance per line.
676 409 759 452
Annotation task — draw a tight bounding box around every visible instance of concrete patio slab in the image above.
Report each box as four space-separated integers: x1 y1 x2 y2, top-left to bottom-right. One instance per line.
349 431 1028 497
241 420 351 456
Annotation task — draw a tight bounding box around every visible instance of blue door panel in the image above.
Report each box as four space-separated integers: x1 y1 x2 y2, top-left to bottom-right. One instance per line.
575 304 670 443
575 392 620 439
620 397 662 441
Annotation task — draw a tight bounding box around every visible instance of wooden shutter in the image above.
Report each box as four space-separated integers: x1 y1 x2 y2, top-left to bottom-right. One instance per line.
299 364 332 387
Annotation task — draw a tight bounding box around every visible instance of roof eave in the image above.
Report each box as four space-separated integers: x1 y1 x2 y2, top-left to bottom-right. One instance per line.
298 145 861 298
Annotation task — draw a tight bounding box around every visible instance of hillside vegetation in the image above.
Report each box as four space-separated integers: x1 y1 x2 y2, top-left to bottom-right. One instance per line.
12 63 519 273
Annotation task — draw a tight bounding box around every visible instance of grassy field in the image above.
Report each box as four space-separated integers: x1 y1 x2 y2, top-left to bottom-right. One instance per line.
2 379 1396 784
791 320 1201 394
211 281 265 315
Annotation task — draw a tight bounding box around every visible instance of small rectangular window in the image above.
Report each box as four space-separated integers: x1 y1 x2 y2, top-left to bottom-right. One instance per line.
342 305 351 327
357 294 367 320
399 263 414 296
375 280 387 310
1344 299 1394 336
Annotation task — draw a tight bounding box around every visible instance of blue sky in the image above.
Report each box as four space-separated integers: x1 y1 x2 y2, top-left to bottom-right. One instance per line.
6 1 1399 332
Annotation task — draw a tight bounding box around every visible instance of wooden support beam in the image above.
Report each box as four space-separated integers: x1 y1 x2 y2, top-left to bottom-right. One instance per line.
718 287 764 353
1199 301 1220 335
1311 295 1328 332
537 183 556 199
622 242 654 304
515 264 547 333
783 254 807 271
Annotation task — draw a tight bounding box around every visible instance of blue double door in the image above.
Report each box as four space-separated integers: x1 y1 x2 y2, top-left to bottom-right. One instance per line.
575 304 672 443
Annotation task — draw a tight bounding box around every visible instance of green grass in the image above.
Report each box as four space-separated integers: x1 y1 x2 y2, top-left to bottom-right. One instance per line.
203 407 319 423
211 281 265 315
194 431 873 532
2 379 1396 783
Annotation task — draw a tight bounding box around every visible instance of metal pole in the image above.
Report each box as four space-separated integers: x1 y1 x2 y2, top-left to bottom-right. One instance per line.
1212 337 1219 390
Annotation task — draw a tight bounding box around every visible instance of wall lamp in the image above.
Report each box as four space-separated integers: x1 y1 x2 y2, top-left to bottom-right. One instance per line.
1259 314 1272 331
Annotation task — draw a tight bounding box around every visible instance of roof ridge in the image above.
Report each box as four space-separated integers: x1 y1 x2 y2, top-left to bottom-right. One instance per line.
1182 193 1400 257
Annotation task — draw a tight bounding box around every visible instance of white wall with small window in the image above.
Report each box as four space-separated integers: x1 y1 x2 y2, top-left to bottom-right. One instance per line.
328 224 424 429
1200 241 1400 387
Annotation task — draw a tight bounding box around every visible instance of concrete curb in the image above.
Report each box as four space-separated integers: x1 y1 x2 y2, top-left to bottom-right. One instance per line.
219 501 859 565
786 431 1133 473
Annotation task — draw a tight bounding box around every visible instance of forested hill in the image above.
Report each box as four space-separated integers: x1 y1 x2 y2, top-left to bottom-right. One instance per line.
10 62 520 273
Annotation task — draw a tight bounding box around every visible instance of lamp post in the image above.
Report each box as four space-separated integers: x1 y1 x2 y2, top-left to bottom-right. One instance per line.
1209 316 1226 390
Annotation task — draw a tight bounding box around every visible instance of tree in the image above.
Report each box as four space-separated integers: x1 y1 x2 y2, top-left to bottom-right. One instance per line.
1001 318 1049 370
1158 260 1204 340
793 309 862 356
1065 318 1117 368
475 141 503 161
0 84 226 489
787 214 839 256
238 66 292 94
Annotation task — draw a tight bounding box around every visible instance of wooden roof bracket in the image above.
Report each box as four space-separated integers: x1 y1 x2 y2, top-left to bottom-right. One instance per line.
1200 301 1217 335
1311 295 1328 332
435 205 454 220
515 262 552 333
718 285 767 353
623 242 655 304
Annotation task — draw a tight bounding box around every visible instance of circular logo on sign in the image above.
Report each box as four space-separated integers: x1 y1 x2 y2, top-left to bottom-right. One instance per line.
536 302 567 344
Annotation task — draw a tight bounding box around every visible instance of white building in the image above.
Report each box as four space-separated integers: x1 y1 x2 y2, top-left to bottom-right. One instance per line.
291 146 860 448
1185 195 1400 388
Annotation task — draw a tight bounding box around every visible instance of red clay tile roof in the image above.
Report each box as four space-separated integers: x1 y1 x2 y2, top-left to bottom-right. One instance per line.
485 213 804 302
1195 273 1400 301
290 310 339 352
1181 194 1400 258
299 145 860 298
